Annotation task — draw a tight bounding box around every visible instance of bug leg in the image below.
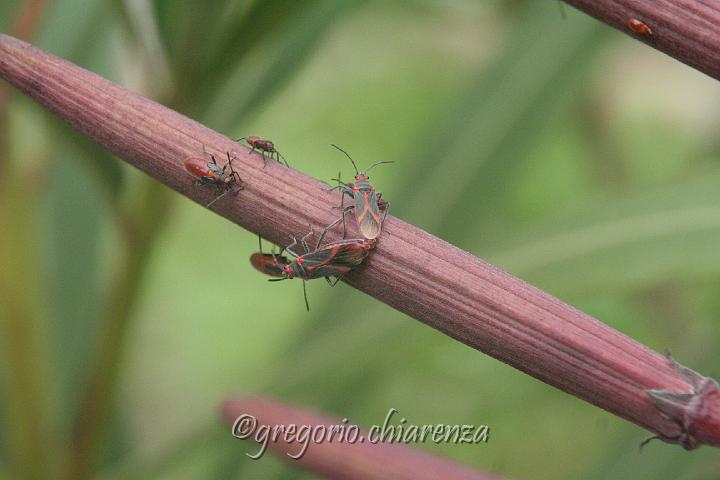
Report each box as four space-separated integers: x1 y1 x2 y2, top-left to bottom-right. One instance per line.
300 227 314 254
277 151 289 167
328 188 351 235
379 198 390 232
205 188 232 208
320 237 367 247
283 235 300 258
225 152 244 192
232 174 244 192
248 146 266 168
325 275 344 287
302 280 309 312
316 216 344 249
325 184 347 193
339 193 352 239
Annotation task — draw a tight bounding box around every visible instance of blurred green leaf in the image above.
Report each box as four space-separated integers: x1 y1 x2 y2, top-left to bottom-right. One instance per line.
0 185 53 479
39 0 126 198
0 1 21 32
394 2 608 236
41 150 104 423
155 0 362 121
203 0 364 130
39 0 110 62
488 170 720 296
98 425 223 480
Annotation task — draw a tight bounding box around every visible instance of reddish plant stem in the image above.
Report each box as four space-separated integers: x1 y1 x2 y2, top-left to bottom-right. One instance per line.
0 33 718 448
563 0 720 81
221 396 501 480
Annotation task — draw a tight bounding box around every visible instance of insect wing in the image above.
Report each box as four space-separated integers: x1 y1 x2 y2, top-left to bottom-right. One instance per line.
250 253 287 278
323 242 369 267
354 191 382 239
304 264 352 279
296 242 366 272
208 161 224 176
297 245 339 268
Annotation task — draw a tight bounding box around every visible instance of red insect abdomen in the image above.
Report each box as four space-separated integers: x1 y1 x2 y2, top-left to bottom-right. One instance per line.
184 157 209 178
627 18 652 37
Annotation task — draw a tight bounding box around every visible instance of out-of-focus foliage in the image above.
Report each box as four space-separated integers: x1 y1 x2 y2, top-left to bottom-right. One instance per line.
1 0 719 479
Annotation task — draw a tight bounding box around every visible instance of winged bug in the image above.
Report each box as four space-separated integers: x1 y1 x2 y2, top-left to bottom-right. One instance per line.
250 236 290 278
237 135 288 167
267 226 376 311
184 148 243 208
327 144 392 240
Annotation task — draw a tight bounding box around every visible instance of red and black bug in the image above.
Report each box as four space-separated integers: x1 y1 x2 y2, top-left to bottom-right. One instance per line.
326 144 393 240
237 135 288 167
627 18 653 38
267 227 376 310
250 236 290 278
184 149 243 207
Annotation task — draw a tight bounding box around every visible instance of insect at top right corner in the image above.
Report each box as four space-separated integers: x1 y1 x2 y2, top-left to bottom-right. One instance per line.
325 144 394 240
627 18 653 39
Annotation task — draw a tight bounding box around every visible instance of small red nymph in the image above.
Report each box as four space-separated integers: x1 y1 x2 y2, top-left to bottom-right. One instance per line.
236 135 288 167
627 18 653 38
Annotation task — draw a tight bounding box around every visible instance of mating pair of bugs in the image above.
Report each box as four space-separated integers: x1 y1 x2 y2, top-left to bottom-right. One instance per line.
251 231 376 311
183 136 288 207
249 144 393 310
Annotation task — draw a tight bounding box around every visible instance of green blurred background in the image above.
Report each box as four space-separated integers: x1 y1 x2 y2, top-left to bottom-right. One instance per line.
1 0 719 479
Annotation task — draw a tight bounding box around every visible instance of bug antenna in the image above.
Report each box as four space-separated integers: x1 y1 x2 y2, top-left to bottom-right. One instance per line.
268 278 286 282
302 280 309 311
236 136 247 142
258 235 263 254
331 144 358 174
364 160 394 173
